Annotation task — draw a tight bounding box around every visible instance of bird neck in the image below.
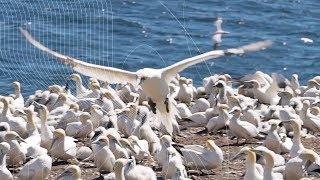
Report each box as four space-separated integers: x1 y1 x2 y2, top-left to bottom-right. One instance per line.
246 151 256 169
264 153 274 170
0 153 6 168
114 166 126 180
292 127 301 144
1 101 9 116
14 86 21 97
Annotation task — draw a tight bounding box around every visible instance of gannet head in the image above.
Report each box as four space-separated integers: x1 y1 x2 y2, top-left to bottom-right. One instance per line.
218 104 229 112
302 100 310 109
89 77 99 85
53 129 66 139
299 149 318 169
92 136 110 147
0 97 9 106
37 104 49 121
114 158 129 170
308 79 320 88
48 85 63 93
89 82 100 91
213 80 226 88
160 135 172 147
178 77 188 85
291 74 298 81
58 93 68 102
206 140 217 151
248 80 260 89
12 81 21 91
57 165 81 180
90 104 101 112
107 134 120 145
232 146 256 162
4 131 26 143
119 138 137 154
70 73 82 83
69 103 79 111
136 68 158 86
79 112 91 123
229 106 241 116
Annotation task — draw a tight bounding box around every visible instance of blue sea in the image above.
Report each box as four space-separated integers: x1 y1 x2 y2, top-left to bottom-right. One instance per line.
0 0 319 97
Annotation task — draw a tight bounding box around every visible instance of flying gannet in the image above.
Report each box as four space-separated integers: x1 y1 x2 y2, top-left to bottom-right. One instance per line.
20 28 272 136
212 17 229 50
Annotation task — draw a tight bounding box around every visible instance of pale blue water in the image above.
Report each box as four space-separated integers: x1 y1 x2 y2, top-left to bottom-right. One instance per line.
0 0 319 96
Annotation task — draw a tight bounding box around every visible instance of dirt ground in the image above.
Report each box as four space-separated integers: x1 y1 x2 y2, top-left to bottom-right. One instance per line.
11 126 320 180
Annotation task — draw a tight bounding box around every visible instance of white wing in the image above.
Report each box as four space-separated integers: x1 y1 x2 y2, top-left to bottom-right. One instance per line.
20 28 138 85
161 40 272 83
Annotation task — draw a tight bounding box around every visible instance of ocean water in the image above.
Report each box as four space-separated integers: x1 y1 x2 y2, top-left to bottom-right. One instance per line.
0 0 319 97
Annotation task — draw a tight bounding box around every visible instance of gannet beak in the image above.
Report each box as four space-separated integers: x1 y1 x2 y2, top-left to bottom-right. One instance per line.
91 132 100 141
231 152 244 161
92 139 99 144
56 170 69 180
128 145 138 155
281 120 291 124
18 136 27 143
304 160 313 173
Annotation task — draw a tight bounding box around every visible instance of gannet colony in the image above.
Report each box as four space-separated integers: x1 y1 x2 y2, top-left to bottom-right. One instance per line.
1 19 320 179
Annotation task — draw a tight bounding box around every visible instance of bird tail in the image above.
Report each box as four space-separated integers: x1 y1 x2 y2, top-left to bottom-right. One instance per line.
156 98 180 136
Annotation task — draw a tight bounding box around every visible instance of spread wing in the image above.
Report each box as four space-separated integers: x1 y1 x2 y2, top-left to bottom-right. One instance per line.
20 28 138 85
161 40 272 83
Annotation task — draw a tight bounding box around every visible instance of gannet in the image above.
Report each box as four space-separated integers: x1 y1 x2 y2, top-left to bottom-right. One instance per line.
282 118 305 158
0 97 27 137
229 107 260 143
279 133 293 153
285 149 318 180
69 73 89 98
128 135 150 162
206 104 230 133
24 108 41 146
91 126 121 142
212 17 229 49
56 103 81 129
107 134 129 159
0 142 13 180
232 147 263 180
252 147 284 180
176 77 194 104
4 131 27 166
138 114 160 154
162 146 184 179
56 165 81 180
156 135 175 167
17 155 52 180
36 103 53 150
103 89 126 110
66 112 93 139
50 129 78 161
90 104 104 128
190 98 210 113
180 139 223 170
176 103 192 119
9 81 24 110
92 136 115 173
49 93 70 116
114 158 157 180
21 28 271 136
264 122 282 154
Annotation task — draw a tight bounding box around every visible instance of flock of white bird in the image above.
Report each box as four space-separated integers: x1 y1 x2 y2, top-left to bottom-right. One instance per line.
0 17 318 180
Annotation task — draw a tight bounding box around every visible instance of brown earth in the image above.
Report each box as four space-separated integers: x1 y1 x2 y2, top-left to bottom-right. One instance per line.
11 126 320 180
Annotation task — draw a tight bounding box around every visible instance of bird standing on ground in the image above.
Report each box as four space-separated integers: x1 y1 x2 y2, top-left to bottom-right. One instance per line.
20 28 271 136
